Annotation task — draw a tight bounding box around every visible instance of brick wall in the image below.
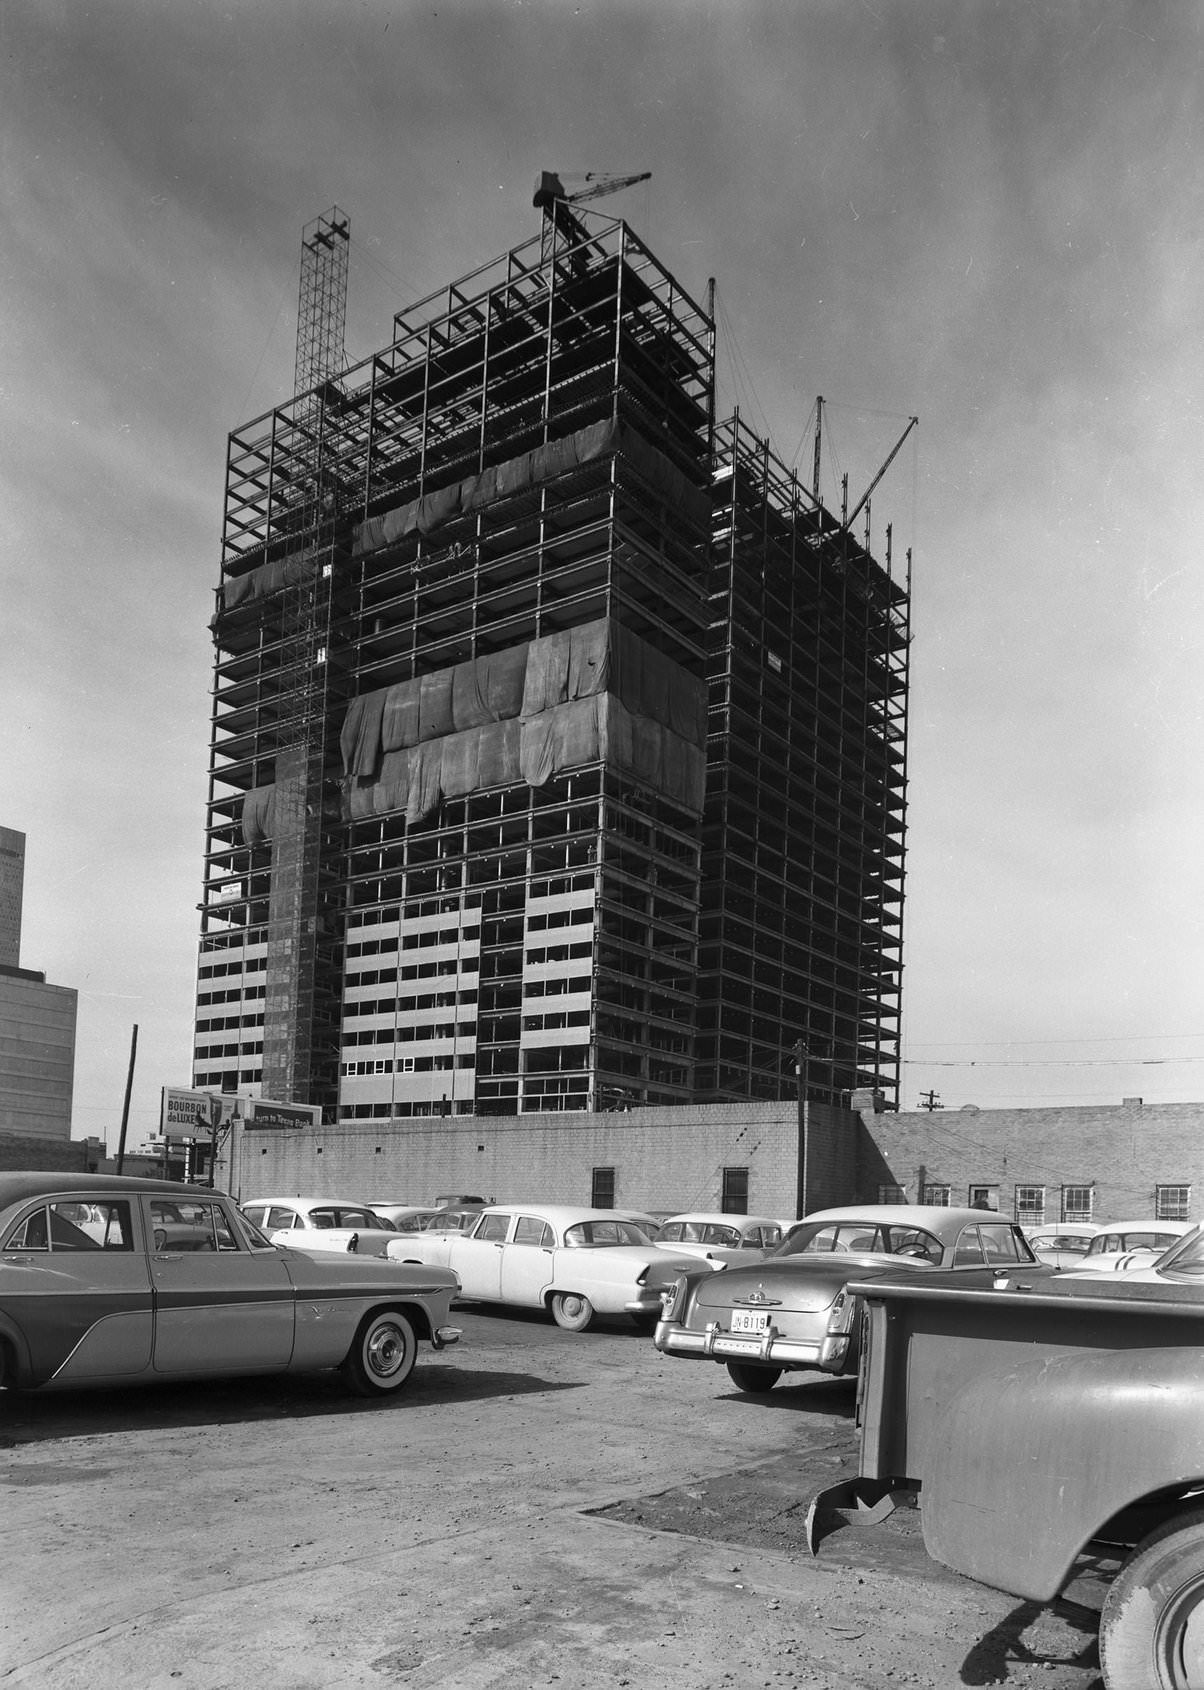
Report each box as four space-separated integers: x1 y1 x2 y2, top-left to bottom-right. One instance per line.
213 1095 1204 1228
0 1134 93 1174
227 1100 813 1220
858 1100 1204 1223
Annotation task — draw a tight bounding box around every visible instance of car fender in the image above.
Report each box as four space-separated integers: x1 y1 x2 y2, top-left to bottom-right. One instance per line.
0 1308 33 1385
921 1345 1204 1601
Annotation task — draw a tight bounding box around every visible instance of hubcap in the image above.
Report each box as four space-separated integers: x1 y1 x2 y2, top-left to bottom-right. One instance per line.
367 1325 403 1377
1155 1573 1204 1686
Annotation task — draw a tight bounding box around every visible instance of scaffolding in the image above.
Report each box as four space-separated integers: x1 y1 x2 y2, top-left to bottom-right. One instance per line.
195 200 910 1120
702 414 909 1104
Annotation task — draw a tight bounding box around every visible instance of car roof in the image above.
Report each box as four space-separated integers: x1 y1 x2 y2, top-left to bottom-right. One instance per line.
1092 1218 1192 1231
796 1204 1016 1231
0 1172 219 1206
474 1204 657 1228
244 1196 378 1208
660 1212 782 1228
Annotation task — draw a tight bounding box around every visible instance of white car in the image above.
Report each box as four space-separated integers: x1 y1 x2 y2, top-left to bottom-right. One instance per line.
240 1197 402 1258
1061 1219 1194 1274
654 1212 784 1265
368 1203 444 1232
386 1203 708 1331
1025 1222 1101 1267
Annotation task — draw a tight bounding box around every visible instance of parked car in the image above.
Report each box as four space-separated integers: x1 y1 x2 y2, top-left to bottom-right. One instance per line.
654 1212 784 1265
655 1203 1049 1394
432 1194 490 1209
239 1197 402 1257
387 1203 708 1331
369 1204 444 1232
421 1205 490 1234
1093 1222 1204 1285
1061 1219 1195 1275
1025 1222 1101 1267
0 1172 462 1397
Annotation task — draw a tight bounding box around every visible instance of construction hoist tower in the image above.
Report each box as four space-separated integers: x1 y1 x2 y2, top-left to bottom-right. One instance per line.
260 207 351 1112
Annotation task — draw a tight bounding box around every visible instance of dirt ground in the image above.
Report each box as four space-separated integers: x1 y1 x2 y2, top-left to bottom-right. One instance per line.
0 1306 1107 1690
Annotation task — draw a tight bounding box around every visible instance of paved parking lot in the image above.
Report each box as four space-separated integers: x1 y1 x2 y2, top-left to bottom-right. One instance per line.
0 1305 1105 1689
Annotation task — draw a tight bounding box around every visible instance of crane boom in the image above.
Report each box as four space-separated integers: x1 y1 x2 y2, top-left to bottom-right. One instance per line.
533 169 650 211
844 415 918 532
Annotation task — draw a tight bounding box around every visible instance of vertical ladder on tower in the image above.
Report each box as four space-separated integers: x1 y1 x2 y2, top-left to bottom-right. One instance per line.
261 209 351 1113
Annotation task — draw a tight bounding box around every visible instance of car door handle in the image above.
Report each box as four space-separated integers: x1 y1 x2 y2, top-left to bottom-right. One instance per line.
155 1252 183 1261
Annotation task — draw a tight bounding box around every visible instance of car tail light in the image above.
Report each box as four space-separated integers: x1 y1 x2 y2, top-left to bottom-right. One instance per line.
827 1288 856 1334
660 1273 690 1322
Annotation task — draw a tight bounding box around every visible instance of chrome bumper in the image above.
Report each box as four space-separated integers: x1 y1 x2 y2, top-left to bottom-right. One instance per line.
654 1318 850 1374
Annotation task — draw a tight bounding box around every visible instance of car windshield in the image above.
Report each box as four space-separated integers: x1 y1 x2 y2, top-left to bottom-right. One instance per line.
1085 1230 1175 1256
773 1221 944 1262
563 1219 652 1248
1154 1229 1204 1273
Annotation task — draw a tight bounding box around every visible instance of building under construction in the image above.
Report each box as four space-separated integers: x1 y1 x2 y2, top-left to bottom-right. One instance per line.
194 183 910 1128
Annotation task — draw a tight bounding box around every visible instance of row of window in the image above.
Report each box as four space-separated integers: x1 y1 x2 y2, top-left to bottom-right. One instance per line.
523 976 591 999
879 1183 1193 1224
337 1100 473 1118
344 990 478 1017
196 1015 265 1034
347 958 479 987
198 956 267 980
197 985 267 1007
342 1023 475 1047
340 1054 475 1077
195 1041 263 1060
346 924 481 959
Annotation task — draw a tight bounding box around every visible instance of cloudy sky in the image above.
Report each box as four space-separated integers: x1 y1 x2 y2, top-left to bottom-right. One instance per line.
4 0 1202 1145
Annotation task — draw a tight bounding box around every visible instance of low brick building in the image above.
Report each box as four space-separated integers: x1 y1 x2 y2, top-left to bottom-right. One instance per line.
228 1094 1203 1231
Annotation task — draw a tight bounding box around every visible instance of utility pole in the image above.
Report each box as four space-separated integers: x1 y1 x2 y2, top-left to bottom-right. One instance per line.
115 1024 138 1174
919 1089 943 1112
792 1038 809 1218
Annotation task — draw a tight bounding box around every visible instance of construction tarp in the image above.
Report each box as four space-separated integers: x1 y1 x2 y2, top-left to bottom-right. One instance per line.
241 784 276 845
351 417 708 560
521 621 706 748
340 616 707 824
518 695 705 814
212 553 317 623
352 418 618 558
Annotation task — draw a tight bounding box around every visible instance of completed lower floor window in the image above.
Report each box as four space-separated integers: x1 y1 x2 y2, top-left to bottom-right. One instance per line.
721 1166 749 1214
591 1166 616 1208
1156 1184 1191 1222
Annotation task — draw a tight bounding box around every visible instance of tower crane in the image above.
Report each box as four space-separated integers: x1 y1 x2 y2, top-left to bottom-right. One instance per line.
533 169 651 264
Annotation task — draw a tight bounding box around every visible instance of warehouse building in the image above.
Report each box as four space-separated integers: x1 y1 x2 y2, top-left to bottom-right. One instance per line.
194 186 909 1156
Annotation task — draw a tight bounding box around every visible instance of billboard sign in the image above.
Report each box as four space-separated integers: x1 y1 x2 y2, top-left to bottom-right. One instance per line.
161 1088 234 1137
243 1098 320 1131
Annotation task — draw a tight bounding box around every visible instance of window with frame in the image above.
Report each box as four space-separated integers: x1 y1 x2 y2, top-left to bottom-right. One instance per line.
513 1216 553 1247
1156 1184 1192 1222
968 1185 999 1212
877 1184 906 1205
476 1213 511 1242
591 1166 616 1208
1061 1185 1094 1223
1015 1186 1045 1228
920 1184 951 1206
721 1166 749 1214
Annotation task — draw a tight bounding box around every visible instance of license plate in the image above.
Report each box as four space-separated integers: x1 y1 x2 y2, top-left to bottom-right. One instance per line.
729 1309 770 1336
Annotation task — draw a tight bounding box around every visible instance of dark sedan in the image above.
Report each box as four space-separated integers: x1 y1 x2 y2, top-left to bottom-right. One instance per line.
654 1203 1049 1393
0 1172 462 1398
